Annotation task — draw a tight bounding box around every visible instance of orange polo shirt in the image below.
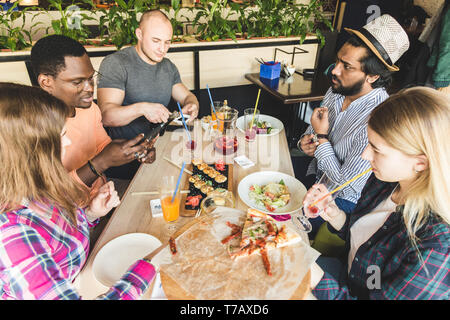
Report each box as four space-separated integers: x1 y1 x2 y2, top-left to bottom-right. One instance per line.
62 102 111 193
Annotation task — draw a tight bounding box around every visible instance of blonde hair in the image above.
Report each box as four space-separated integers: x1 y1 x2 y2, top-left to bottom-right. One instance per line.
0 83 89 225
368 86 450 246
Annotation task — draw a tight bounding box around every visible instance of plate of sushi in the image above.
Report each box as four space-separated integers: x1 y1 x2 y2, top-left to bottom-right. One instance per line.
183 159 233 214
236 114 284 137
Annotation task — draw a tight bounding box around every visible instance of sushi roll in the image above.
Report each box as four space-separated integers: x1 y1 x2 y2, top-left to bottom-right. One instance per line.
194 180 206 190
200 185 214 195
189 175 199 184
214 174 228 188
198 163 208 171
203 166 214 175
192 158 203 166
208 170 219 179
193 161 205 176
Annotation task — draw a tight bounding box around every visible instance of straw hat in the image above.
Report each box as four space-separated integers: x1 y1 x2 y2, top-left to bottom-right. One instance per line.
344 14 409 72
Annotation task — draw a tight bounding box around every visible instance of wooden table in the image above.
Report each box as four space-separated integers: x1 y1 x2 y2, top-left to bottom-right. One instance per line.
74 126 313 299
245 72 329 148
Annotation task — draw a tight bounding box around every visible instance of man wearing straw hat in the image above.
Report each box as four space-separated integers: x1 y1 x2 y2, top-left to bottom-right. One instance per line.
296 14 410 241
96 9 199 180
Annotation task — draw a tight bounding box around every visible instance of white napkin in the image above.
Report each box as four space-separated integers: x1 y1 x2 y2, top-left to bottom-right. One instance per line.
150 273 168 300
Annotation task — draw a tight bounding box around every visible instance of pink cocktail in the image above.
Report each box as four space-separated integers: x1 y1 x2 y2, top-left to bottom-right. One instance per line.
186 140 197 150
214 136 238 155
245 128 257 141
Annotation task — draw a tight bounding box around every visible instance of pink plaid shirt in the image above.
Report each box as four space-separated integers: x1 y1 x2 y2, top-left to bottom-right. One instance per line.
0 200 156 300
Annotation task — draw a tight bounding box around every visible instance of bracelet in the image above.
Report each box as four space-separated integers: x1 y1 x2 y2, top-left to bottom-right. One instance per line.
87 160 103 178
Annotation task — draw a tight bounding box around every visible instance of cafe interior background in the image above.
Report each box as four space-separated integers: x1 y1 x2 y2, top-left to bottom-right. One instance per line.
1 0 448 147
0 0 449 301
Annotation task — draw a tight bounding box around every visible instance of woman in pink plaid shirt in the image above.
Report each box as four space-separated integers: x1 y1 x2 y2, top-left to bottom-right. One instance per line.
0 83 157 299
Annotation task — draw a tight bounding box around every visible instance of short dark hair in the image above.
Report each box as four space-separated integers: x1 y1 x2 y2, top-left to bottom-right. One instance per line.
31 35 87 79
345 35 393 89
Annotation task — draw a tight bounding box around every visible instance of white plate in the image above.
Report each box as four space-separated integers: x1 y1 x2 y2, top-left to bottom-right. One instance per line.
172 114 191 126
236 114 284 137
93 233 162 287
238 171 306 215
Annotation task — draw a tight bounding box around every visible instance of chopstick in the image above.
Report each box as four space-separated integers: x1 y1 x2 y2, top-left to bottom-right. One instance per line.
132 190 189 196
163 156 193 175
308 168 373 209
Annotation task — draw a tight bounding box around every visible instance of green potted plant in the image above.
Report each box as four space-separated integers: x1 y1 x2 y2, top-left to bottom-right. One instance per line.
191 0 243 41
97 0 157 49
42 0 98 44
0 2 43 51
238 0 332 46
167 0 186 41
290 0 333 47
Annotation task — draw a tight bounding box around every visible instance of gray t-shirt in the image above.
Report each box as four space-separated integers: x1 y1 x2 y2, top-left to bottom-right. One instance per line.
98 46 182 140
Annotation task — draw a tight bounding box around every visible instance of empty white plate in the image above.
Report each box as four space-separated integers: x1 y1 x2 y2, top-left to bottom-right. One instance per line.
93 233 162 287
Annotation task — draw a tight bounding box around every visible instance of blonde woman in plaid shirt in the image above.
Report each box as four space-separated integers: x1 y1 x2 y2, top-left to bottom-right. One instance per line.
307 87 449 299
0 83 158 299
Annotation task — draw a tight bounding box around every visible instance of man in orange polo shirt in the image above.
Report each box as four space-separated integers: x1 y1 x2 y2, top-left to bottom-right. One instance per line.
30 35 156 195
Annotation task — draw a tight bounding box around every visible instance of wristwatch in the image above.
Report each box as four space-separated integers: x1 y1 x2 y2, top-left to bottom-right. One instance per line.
315 133 329 140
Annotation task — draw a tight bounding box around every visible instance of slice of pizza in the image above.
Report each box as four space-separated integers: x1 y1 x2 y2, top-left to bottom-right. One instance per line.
239 208 301 252
231 208 301 276
222 208 301 275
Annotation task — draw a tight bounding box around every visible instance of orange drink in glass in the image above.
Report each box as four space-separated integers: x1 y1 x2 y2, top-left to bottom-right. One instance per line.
211 101 222 130
159 175 181 223
161 195 180 222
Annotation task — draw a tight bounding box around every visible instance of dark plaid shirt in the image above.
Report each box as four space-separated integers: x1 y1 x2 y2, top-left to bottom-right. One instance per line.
312 174 450 300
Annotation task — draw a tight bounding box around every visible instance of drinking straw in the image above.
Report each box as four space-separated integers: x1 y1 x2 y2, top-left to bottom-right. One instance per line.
171 161 186 203
250 89 261 129
206 84 218 117
177 102 191 142
308 167 373 209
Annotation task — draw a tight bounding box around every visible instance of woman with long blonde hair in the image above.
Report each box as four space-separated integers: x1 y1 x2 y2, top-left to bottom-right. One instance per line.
306 86 449 299
0 83 158 299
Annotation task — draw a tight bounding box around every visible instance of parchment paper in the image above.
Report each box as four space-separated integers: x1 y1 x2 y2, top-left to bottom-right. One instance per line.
154 207 320 299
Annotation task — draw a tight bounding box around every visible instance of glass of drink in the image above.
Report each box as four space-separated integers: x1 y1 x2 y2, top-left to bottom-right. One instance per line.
291 173 340 233
303 173 340 217
213 106 239 155
160 176 181 223
210 101 222 131
244 108 260 142
185 140 197 150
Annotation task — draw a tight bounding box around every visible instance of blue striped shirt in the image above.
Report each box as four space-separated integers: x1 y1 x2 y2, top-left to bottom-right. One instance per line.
304 87 389 204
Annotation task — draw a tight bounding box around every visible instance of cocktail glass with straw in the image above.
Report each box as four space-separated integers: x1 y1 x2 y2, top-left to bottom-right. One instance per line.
244 108 260 141
245 89 261 142
206 84 218 130
177 102 196 150
291 168 373 233
160 162 185 234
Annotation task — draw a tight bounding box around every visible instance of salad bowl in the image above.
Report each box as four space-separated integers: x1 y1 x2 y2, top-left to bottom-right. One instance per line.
237 171 306 215
236 114 284 137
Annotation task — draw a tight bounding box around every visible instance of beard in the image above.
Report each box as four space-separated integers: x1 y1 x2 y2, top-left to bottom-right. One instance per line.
331 75 365 96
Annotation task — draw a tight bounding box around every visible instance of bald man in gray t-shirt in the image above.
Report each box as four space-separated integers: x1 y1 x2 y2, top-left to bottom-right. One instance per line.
97 10 199 140
96 10 199 179
98 46 182 140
